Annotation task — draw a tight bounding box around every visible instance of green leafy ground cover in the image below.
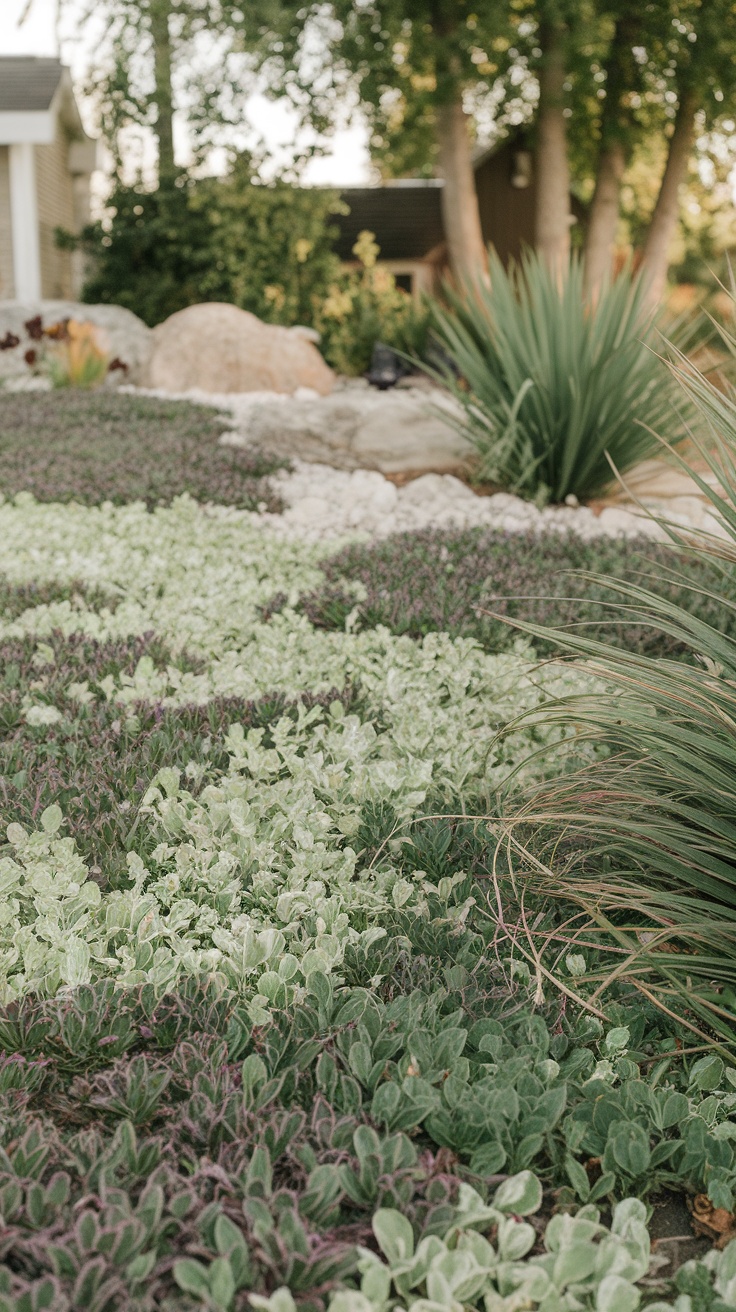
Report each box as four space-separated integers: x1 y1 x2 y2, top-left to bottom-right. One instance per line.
0 392 734 1310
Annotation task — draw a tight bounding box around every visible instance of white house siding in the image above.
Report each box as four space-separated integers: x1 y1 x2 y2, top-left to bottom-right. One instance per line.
34 118 74 298
0 147 14 297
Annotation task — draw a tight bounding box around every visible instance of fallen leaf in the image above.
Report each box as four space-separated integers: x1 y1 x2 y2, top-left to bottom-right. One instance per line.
690 1194 736 1248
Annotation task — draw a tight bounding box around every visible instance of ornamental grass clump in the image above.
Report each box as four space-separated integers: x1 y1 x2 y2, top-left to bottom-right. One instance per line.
431 251 685 504
498 298 736 1044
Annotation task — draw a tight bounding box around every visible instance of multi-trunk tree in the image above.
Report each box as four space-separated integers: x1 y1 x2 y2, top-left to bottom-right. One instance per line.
637 0 736 307
580 0 736 302
223 0 516 283
581 3 643 297
39 0 736 304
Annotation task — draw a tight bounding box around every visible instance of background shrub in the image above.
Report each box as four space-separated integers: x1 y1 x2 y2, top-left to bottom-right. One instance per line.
75 163 346 331
316 230 432 376
71 165 430 376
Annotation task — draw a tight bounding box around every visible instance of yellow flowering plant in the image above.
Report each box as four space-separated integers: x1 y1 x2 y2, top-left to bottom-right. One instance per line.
316 229 431 375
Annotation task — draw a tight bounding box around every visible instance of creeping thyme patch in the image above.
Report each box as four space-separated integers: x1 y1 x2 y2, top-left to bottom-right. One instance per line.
281 525 736 660
0 390 287 509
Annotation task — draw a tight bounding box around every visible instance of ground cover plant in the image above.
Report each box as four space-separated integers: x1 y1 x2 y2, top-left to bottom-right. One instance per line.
1 388 736 1307
266 526 736 661
0 616 357 887
1 971 735 1310
0 392 285 510
430 253 687 504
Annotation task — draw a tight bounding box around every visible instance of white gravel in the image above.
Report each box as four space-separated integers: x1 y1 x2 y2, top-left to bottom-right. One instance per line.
258 464 662 542
124 383 720 544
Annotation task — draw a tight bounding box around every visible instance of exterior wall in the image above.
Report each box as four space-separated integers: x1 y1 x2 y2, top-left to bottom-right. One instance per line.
0 146 14 296
34 116 75 298
474 143 537 264
70 173 91 295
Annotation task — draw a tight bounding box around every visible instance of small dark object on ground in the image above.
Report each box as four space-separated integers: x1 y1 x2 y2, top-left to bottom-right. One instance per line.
365 340 412 389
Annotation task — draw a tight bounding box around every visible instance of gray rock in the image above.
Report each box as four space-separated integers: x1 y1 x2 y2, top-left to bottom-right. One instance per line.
0 301 153 385
288 324 322 344
238 387 473 474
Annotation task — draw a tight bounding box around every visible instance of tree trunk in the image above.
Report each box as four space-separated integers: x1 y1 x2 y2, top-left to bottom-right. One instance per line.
534 21 571 272
150 0 176 183
582 8 640 298
640 88 698 309
435 96 488 284
583 139 626 298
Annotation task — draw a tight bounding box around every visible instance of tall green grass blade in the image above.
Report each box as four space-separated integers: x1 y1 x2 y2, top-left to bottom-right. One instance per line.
492 296 736 1045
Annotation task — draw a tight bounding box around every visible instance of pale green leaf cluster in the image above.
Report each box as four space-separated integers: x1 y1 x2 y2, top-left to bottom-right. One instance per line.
251 1176 736 1312
0 493 603 1005
0 681 585 1006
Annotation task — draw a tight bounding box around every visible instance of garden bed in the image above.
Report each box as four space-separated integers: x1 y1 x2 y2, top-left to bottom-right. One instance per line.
1 390 735 1311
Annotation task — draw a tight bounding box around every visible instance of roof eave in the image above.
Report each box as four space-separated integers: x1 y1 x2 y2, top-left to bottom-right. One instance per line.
0 110 56 145
52 68 94 143
0 70 95 147
472 127 528 172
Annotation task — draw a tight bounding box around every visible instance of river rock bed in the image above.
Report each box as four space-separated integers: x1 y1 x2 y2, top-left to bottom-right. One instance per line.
125 383 725 543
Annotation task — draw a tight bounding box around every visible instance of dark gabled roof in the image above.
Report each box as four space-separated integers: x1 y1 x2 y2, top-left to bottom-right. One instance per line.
335 183 445 261
0 57 64 113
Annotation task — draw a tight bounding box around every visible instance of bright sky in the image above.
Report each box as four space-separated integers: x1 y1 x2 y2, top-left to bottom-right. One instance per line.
0 0 371 185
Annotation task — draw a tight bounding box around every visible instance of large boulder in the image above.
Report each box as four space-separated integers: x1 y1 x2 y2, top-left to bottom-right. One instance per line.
147 302 335 396
224 383 473 473
0 301 152 384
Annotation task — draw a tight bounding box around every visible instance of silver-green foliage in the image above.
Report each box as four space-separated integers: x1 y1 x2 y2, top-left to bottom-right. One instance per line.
250 1173 736 1312
431 252 683 504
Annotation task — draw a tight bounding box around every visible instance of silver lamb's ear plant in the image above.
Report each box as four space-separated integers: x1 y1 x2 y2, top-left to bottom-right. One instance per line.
492 289 736 1050
250 1182 669 1312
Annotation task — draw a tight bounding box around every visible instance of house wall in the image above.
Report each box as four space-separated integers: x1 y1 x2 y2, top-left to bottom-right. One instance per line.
474 143 537 264
0 146 14 296
340 256 440 299
34 116 75 298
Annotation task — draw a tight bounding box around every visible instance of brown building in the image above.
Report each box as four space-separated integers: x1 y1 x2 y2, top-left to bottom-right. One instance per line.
333 137 545 295
0 57 98 301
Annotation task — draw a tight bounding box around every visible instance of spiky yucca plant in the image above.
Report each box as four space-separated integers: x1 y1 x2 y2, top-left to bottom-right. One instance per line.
498 295 736 1044
431 251 686 504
